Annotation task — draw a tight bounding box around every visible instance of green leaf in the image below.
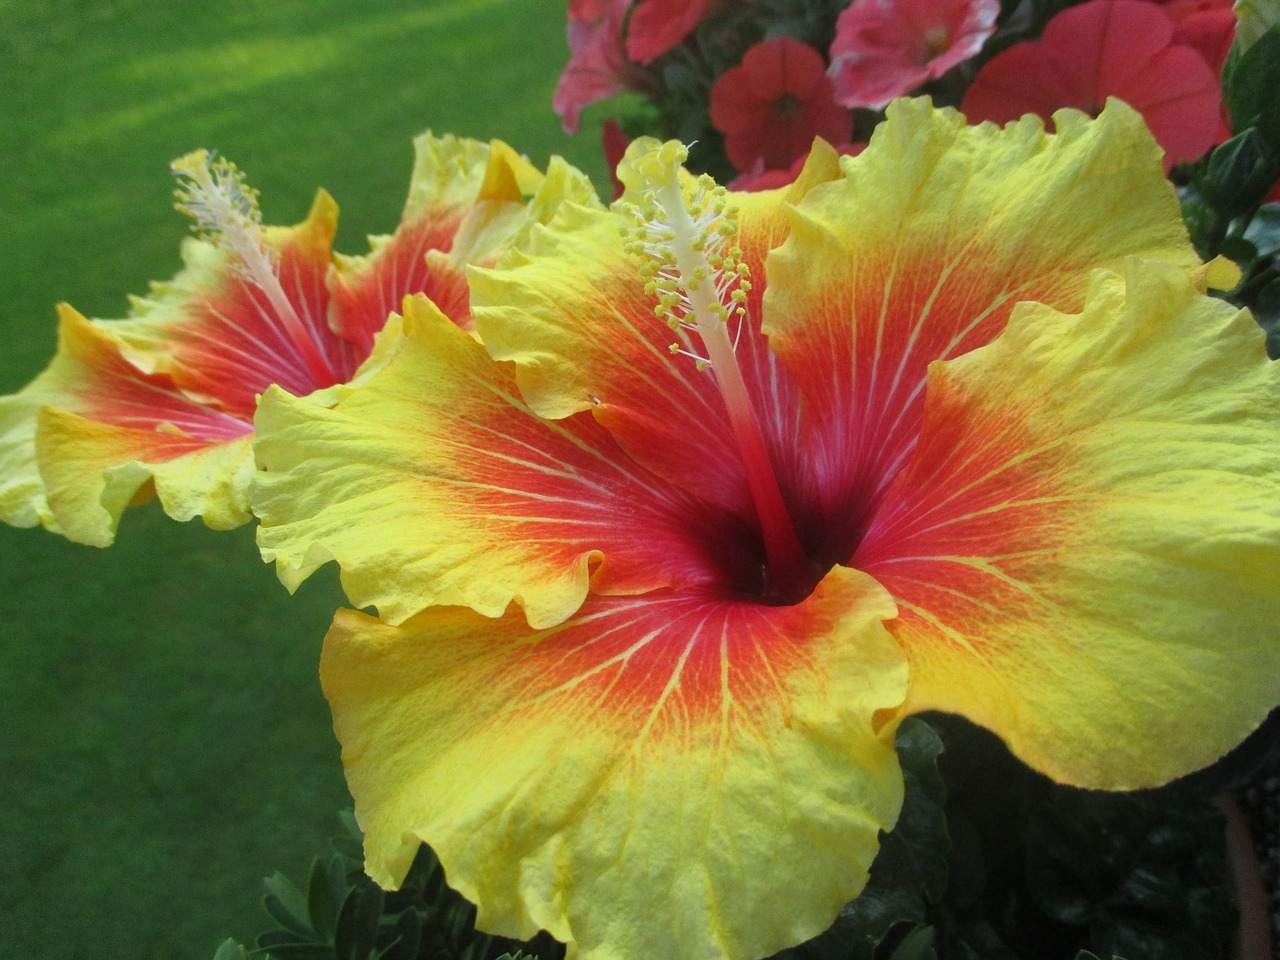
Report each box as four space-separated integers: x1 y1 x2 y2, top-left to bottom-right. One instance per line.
1245 203 1280 258
886 925 937 960
1177 185 1224 260
334 883 383 960
307 855 341 939
264 871 318 939
255 944 336 960
1199 130 1280 219
330 810 365 866
1024 787 1235 959
374 909 423 960
1224 28 1280 153
212 939 251 960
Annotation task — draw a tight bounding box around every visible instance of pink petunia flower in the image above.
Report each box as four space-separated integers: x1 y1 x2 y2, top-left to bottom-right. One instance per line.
962 0 1221 170
568 0 611 21
828 0 1000 109
554 0 650 133
710 37 853 173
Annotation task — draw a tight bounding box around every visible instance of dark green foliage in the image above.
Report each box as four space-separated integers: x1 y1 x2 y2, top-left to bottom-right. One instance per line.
1223 30 1280 159
1175 28 1280 357
224 718 1243 960
775 718 949 960
218 814 563 960
1025 789 1234 960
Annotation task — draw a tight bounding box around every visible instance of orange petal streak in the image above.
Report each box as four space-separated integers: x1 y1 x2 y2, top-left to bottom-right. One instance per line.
254 296 765 628
763 100 1201 566
114 191 361 419
854 263 1280 788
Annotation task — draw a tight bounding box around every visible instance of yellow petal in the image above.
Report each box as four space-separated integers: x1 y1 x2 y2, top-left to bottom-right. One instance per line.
253 295 754 627
38 408 253 546
761 97 1205 566
323 565 906 960
855 259 1280 788
329 134 599 342
1 304 252 543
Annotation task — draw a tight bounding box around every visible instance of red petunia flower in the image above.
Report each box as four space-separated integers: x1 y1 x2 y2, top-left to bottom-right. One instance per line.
1158 0 1237 72
625 0 720 64
554 0 651 134
827 0 1000 109
710 38 853 174
962 0 1221 170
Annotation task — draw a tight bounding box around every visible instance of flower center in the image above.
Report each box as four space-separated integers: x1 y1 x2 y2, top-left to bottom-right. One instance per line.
920 26 951 62
620 140 817 602
774 93 805 119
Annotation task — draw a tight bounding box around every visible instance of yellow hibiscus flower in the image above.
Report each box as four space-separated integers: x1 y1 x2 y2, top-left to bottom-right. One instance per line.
250 99 1280 960
0 134 596 545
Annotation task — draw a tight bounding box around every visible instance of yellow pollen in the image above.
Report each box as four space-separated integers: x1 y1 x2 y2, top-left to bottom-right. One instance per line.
617 138 752 370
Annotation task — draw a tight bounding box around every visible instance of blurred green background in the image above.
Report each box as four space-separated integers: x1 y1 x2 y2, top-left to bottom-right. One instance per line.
0 2 607 954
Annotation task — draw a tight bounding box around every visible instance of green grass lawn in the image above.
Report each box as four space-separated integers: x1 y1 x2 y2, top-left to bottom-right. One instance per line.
0 2 607 954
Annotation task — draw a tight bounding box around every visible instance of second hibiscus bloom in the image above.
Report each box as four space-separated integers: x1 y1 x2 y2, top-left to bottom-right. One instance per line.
0 135 597 545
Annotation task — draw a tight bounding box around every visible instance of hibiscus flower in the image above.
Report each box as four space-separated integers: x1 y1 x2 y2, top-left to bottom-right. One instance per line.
0 135 595 545
710 37 853 173
827 0 1000 109
250 101 1280 960
962 0 1222 169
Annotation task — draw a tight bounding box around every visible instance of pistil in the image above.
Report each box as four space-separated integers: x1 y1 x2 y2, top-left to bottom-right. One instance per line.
622 141 814 599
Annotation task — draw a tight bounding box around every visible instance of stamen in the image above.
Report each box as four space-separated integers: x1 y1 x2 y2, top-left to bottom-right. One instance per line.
620 140 814 598
170 150 338 386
